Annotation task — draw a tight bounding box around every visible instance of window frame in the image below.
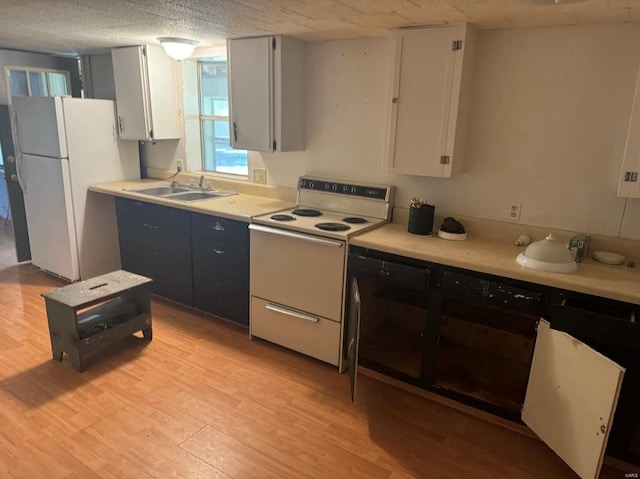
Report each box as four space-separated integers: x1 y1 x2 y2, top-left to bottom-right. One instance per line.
197 58 248 178
3 66 71 102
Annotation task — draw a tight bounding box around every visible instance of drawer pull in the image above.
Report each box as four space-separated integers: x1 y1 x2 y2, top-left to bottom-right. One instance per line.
265 303 319 323
213 249 225 255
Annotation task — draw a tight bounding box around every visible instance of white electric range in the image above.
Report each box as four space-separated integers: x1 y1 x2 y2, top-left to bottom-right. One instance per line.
249 176 395 371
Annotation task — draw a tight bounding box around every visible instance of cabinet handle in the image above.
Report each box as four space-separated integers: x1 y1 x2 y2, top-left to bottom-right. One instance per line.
213 249 225 255
213 221 224 231
265 303 319 323
348 338 356 359
118 116 124 134
392 97 398 104
233 122 238 143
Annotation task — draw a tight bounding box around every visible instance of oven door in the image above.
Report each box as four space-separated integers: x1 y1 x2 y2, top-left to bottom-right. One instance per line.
249 224 346 322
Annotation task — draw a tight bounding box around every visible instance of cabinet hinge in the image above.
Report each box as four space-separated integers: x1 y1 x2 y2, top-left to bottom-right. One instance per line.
142 45 147 56
273 140 277 151
272 37 276 50
452 40 463 51
440 155 450 165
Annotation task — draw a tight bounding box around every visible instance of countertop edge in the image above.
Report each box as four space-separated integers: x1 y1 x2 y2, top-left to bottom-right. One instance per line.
90 181 295 222
350 225 640 305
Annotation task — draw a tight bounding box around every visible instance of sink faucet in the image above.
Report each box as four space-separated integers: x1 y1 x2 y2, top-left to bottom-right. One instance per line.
199 175 205 188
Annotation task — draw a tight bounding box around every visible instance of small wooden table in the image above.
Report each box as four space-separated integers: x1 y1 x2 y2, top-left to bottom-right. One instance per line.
42 270 153 371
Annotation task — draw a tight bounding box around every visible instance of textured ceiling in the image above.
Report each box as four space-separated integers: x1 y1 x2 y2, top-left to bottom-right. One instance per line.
0 0 639 56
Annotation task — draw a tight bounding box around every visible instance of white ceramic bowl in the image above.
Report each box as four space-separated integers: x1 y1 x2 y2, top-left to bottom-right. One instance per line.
593 251 625 265
516 234 577 273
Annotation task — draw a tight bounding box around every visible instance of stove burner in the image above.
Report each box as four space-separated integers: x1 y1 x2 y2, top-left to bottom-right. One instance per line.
271 214 296 221
292 208 322 217
342 217 368 224
315 222 351 232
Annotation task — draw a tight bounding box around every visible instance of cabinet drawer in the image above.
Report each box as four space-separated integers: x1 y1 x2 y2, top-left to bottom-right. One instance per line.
251 297 340 366
192 236 248 281
194 272 248 326
191 213 248 245
116 197 190 230
349 254 429 291
442 271 542 315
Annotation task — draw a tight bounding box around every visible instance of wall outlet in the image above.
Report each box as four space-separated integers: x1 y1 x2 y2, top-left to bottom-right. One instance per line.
252 167 267 184
176 159 184 172
507 201 522 222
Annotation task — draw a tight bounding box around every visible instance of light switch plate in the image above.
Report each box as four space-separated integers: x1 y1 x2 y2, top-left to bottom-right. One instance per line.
252 168 267 184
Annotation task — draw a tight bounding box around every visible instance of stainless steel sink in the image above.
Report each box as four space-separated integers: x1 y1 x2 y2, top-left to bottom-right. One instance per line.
125 184 237 202
128 185 192 196
169 191 235 202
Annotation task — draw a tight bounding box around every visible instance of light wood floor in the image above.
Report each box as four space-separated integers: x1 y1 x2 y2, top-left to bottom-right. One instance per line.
0 222 632 478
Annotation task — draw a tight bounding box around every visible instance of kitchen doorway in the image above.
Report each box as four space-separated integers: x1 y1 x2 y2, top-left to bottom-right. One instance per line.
0 105 30 262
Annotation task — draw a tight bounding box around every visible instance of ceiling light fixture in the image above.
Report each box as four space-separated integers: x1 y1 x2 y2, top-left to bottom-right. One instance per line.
158 37 199 60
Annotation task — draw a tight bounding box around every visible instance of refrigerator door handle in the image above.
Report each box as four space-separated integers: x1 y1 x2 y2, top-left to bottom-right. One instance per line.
13 112 26 193
15 153 26 193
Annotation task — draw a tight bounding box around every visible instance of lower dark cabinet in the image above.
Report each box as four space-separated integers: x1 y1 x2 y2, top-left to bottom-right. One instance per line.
190 212 249 326
347 245 640 474
115 199 250 326
194 272 249 326
116 199 193 306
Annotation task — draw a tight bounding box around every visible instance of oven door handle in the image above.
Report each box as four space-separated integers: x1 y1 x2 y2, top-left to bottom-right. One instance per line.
265 303 320 323
249 224 344 248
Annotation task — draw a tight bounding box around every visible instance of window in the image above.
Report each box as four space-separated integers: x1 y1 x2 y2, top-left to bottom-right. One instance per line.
6 68 70 98
199 57 248 176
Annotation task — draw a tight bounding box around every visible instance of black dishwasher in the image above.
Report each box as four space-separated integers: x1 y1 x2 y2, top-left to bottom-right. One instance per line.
348 246 435 386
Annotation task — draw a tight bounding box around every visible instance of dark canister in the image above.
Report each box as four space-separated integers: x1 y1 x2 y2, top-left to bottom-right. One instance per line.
408 199 435 235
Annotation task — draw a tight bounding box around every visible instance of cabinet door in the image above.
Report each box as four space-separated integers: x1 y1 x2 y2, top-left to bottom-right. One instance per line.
192 235 248 283
111 46 152 141
145 45 180 140
386 25 468 177
228 36 273 152
346 277 361 402
618 64 640 198
194 272 248 326
522 319 625 479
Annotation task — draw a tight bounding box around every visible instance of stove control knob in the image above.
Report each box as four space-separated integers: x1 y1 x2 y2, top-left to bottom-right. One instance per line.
324 183 330 190
309 181 315 188
351 186 357 194
342 185 349 192
332 184 338 191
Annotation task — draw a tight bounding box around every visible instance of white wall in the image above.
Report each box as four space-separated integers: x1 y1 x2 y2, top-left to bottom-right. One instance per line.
251 24 640 240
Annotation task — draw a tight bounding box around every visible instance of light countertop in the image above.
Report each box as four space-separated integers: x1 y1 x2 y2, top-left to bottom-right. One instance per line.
350 223 640 305
90 179 295 222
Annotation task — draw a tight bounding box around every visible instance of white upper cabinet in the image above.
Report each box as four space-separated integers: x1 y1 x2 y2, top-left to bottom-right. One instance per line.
111 45 180 141
385 24 476 177
227 35 305 152
618 64 640 198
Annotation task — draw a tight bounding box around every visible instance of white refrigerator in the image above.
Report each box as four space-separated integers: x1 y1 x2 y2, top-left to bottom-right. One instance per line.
12 96 140 281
